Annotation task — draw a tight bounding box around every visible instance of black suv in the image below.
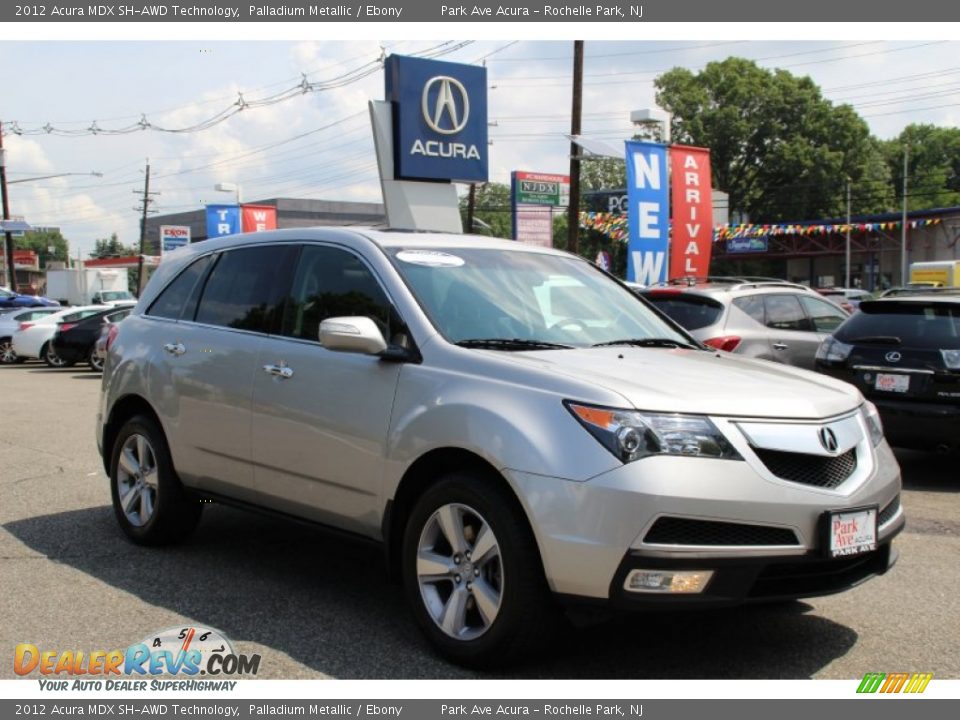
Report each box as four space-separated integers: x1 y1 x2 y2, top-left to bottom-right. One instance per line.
815 296 960 453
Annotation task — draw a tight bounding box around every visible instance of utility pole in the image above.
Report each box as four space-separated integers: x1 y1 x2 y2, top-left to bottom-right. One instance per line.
845 178 852 289
900 145 909 286
0 122 16 289
566 40 584 256
134 160 159 297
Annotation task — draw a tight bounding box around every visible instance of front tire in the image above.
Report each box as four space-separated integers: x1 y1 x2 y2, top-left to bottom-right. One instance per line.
401 470 558 668
109 414 202 545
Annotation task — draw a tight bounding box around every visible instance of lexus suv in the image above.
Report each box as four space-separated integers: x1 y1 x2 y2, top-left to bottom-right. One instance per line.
816 295 960 453
97 229 903 667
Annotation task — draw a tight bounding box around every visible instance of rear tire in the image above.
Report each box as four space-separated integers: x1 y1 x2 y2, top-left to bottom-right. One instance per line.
0 338 18 364
88 346 104 372
401 470 560 668
109 414 202 546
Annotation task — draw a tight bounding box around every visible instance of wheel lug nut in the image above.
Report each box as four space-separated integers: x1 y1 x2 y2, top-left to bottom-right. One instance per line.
455 574 462 583
474 568 480 576
465 551 471 560
454 554 461 564
466 582 473 591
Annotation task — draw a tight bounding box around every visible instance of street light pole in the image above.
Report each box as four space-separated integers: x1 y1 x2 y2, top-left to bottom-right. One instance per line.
845 178 851 289
0 123 16 289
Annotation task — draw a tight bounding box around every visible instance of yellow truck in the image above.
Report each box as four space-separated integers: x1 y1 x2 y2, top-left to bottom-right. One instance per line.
909 260 960 287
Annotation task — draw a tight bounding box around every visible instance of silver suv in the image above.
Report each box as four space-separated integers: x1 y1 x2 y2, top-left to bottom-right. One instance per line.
642 280 850 370
97 230 903 667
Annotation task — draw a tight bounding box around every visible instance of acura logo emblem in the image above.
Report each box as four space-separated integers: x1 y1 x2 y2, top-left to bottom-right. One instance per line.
885 351 902 362
818 427 839 453
422 76 470 135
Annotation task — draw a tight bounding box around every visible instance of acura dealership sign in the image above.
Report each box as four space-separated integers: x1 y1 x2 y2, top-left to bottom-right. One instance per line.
385 55 489 183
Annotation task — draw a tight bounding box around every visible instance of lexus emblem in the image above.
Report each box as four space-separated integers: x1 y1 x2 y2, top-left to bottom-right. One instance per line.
818 427 839 453
885 351 902 363
422 76 470 135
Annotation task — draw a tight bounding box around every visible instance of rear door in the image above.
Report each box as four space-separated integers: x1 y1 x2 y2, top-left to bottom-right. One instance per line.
761 293 823 368
147 245 294 499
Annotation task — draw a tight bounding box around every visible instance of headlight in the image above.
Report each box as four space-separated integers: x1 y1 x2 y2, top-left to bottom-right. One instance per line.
565 402 742 463
861 401 884 447
816 336 853 362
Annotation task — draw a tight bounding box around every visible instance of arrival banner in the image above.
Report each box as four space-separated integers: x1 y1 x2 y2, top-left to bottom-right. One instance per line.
205 204 241 238
669 145 713 279
241 204 278 233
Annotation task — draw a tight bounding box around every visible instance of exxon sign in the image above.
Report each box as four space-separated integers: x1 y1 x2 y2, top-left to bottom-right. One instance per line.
385 55 489 183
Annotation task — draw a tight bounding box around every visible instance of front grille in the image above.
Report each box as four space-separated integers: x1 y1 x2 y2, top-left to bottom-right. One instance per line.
644 517 799 546
752 447 857 489
879 494 901 526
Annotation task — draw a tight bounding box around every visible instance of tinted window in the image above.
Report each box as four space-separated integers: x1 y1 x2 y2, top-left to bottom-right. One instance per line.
645 294 724 331
800 296 847 333
196 247 287 332
63 309 104 323
732 295 766 325
147 255 213 320
282 246 398 343
764 295 813 331
836 302 960 349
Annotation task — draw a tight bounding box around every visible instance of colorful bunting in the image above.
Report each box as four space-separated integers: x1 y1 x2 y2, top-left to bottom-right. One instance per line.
579 212 943 243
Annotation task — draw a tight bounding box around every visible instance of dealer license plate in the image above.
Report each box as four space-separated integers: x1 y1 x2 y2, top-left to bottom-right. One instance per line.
876 373 909 393
828 508 877 558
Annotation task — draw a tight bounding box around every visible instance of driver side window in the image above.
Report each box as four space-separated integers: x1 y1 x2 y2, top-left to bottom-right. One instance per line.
281 245 403 345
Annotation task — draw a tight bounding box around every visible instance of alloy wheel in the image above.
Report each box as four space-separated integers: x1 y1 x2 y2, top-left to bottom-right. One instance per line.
416 502 503 641
116 434 159 527
0 341 16 364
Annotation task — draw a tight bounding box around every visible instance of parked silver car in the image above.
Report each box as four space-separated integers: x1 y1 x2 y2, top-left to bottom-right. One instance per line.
0 306 61 363
97 229 903 666
642 280 850 369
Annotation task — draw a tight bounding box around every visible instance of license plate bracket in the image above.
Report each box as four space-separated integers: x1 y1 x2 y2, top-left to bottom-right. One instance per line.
821 506 878 558
875 373 909 393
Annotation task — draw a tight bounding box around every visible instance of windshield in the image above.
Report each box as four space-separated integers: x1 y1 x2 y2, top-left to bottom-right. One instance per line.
100 291 133 301
388 247 692 349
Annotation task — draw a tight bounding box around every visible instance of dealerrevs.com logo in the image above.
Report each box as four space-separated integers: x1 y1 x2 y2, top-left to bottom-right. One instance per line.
14 626 260 691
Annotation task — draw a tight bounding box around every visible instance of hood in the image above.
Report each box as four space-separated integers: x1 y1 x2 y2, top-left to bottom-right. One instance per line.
500 347 861 419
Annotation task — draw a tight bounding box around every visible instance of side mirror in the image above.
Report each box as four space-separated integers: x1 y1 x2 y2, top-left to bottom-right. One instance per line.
319 316 388 355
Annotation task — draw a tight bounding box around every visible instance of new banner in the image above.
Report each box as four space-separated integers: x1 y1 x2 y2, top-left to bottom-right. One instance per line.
625 141 669 285
670 145 713 279
205 204 241 238
241 204 278 233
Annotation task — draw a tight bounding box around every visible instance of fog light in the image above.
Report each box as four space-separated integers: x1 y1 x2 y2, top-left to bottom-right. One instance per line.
623 569 713 593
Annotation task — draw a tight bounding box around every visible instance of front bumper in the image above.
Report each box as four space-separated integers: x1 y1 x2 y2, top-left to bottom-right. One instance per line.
505 428 903 603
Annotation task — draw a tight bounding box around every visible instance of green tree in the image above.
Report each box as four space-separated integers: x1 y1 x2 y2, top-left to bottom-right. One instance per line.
90 233 136 258
16 229 69 268
882 124 960 211
655 57 894 222
460 183 513 238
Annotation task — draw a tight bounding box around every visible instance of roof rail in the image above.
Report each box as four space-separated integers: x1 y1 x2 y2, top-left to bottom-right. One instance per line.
730 281 814 292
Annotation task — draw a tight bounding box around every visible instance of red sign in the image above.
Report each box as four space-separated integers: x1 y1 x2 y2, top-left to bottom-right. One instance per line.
241 204 277 233
669 146 713 279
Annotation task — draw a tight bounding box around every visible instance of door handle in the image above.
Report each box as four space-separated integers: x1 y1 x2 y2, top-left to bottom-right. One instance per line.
163 342 186 356
262 363 294 379
772 343 788 350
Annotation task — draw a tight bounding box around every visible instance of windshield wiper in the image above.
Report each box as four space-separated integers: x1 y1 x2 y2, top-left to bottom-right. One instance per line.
849 335 902 345
591 338 700 350
455 338 574 351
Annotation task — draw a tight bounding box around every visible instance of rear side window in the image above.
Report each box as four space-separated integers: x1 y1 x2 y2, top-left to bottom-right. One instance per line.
732 295 765 325
763 294 813 332
196 246 290 332
836 302 960 349
645 294 724 331
63 310 103 323
147 255 213 321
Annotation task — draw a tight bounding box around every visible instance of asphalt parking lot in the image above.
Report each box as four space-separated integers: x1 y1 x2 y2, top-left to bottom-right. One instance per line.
1 361 958 679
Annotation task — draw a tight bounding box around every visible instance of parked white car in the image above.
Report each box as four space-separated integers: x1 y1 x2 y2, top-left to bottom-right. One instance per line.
12 306 106 367
0 307 62 363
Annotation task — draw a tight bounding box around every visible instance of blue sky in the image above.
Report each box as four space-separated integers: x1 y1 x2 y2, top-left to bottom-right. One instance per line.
1 39 958 258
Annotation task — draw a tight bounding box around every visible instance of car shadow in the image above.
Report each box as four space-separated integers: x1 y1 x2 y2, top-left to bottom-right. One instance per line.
4 504 858 679
894 448 959 492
